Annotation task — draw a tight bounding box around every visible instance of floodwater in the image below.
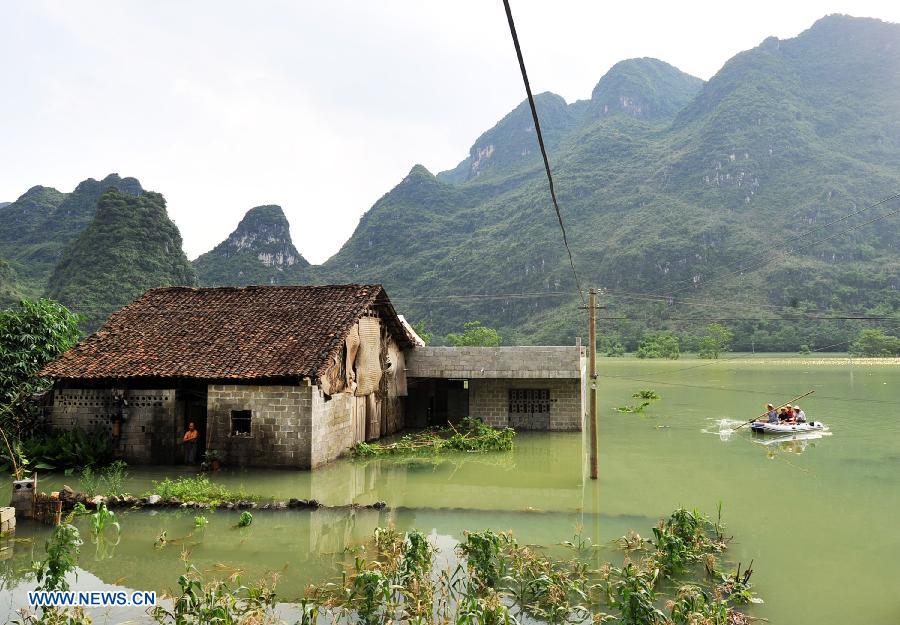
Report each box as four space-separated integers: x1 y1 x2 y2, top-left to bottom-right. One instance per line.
2 356 899 624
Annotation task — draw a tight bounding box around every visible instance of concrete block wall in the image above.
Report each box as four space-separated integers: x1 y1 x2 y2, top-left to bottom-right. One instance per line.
406 346 582 379
0 507 14 534
310 387 354 468
207 384 313 468
468 378 583 431
49 388 178 463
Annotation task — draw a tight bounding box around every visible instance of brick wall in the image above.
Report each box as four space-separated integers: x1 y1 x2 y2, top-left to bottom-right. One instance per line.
207 384 313 468
468 378 583 431
48 388 179 463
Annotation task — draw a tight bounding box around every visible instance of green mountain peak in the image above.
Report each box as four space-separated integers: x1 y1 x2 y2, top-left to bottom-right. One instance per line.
0 174 145 295
193 204 311 287
587 57 703 120
46 188 196 329
438 91 573 183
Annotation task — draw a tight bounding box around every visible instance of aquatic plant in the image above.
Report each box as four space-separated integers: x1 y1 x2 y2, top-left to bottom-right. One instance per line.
351 417 515 458
237 511 253 528
193 515 208 528
617 389 662 414
148 475 252 504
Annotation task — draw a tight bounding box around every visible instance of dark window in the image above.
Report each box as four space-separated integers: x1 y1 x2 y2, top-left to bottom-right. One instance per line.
231 410 252 435
508 389 551 414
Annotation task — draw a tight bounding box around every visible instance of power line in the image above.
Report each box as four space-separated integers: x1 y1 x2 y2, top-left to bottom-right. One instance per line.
501 0 585 305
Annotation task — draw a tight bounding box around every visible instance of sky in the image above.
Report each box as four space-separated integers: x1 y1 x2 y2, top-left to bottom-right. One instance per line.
3 1 900 263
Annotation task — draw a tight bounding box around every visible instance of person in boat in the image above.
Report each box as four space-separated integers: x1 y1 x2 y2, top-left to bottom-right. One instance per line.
779 405 792 422
794 405 807 423
766 403 779 423
785 405 796 423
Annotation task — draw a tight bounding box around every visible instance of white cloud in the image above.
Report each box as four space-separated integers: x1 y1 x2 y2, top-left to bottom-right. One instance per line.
1 0 898 263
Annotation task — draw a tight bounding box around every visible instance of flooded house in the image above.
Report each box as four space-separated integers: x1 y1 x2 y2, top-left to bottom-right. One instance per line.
39 284 585 468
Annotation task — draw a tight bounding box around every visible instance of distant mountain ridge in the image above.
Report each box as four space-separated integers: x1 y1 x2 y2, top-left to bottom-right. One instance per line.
3 14 899 350
321 14 900 348
46 188 196 328
0 174 143 295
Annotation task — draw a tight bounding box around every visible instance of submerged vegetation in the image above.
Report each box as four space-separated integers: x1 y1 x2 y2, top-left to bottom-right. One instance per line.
351 417 515 458
135 507 754 625
617 389 662 414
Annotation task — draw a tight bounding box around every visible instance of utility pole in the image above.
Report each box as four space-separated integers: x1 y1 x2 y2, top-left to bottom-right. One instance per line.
588 288 598 480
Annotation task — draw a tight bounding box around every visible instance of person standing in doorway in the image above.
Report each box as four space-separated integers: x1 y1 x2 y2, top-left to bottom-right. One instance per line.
183 422 199 464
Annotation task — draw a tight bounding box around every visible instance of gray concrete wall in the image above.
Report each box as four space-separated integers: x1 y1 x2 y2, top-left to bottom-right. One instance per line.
207 384 313 468
48 388 179 463
310 386 354 468
468 378 583 431
406 346 583 379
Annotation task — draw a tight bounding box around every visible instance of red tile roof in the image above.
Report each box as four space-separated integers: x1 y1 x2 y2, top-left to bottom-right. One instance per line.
40 285 413 381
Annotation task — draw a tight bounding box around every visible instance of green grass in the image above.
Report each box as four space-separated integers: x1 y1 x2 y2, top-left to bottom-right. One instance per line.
146 476 257 504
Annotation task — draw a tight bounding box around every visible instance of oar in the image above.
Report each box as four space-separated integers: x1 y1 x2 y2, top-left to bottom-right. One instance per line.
733 390 816 430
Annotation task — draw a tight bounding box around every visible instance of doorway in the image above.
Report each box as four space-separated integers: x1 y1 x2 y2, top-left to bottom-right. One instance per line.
177 385 207 464
405 379 469 427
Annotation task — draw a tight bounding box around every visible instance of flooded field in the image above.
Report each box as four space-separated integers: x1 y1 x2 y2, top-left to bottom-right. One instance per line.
3 356 899 624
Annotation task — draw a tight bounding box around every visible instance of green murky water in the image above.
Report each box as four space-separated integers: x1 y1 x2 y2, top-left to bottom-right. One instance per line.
3 356 898 624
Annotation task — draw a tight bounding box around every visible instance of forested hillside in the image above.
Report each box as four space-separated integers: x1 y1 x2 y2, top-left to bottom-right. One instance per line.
2 15 898 350
0 174 143 297
46 189 196 328
321 14 900 349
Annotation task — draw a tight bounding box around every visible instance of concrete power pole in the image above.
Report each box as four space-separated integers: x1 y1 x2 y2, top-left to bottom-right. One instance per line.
588 288 598 480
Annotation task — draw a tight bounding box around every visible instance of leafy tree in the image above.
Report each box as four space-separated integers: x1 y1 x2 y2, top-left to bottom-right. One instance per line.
0 299 80 438
599 335 626 357
697 323 734 359
636 331 680 359
446 321 501 347
410 321 433 345
850 328 900 357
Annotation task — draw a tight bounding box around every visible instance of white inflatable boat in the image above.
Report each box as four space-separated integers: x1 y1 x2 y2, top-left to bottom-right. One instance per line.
750 421 825 434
